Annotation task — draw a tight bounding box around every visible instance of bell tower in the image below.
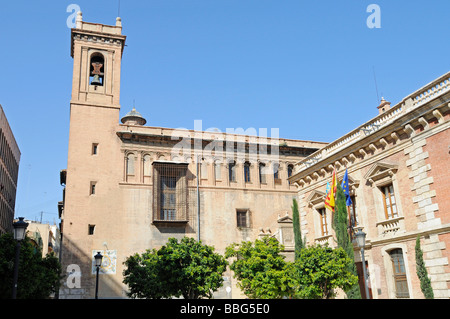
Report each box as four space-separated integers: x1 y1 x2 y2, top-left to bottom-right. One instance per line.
61 12 127 298
70 12 126 108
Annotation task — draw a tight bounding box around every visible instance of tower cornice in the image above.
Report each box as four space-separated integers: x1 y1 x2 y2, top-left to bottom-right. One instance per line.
71 27 127 58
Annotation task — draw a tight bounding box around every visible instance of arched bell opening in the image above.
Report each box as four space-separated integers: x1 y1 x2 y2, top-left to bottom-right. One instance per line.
89 53 105 86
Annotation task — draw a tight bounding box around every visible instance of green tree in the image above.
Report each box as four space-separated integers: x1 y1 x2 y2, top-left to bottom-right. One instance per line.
0 233 62 299
293 244 359 299
292 198 304 260
123 237 227 299
332 183 361 299
415 235 434 299
225 236 295 299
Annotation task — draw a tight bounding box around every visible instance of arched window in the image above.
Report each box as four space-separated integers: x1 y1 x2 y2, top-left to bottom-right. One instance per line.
273 162 281 184
259 162 267 184
89 53 105 86
126 153 135 180
214 161 222 180
244 161 251 183
143 154 151 182
228 161 236 182
287 164 294 185
200 161 208 179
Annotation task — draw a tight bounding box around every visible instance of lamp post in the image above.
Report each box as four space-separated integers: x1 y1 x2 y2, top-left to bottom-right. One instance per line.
94 252 103 299
12 217 29 299
354 228 370 299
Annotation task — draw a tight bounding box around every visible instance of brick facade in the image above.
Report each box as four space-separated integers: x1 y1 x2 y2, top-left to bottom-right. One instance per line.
290 74 450 298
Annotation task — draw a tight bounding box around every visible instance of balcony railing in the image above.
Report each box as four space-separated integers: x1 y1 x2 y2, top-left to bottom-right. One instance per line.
295 71 450 174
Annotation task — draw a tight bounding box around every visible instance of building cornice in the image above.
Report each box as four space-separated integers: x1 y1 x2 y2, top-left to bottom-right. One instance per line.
289 71 450 186
70 27 126 57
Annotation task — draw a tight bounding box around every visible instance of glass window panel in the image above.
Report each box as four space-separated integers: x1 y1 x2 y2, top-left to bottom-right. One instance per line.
390 194 396 204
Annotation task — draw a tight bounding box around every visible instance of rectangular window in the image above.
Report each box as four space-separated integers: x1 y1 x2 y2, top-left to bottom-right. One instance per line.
318 208 328 236
90 182 96 195
88 225 95 235
381 184 398 219
152 163 188 223
237 209 249 228
92 143 98 155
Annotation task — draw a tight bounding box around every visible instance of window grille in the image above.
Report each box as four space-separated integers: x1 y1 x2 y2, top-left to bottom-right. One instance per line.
152 162 189 223
237 209 249 228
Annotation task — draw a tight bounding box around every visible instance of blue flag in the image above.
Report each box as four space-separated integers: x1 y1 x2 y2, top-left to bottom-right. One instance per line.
341 169 352 206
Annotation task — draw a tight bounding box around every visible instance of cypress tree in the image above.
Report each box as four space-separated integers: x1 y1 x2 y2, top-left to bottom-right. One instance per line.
415 235 434 299
292 198 304 261
332 183 361 299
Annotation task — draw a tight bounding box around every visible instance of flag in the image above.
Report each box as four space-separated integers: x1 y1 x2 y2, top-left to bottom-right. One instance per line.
341 169 353 206
324 168 337 212
325 182 330 195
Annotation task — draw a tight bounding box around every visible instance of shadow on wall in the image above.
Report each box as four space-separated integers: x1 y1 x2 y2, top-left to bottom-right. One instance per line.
58 235 126 299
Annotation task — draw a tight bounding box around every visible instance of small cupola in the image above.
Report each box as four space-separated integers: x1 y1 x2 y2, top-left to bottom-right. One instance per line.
377 97 391 114
121 107 147 126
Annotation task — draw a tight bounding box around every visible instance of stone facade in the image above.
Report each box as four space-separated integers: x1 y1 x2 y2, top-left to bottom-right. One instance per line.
59 15 326 299
290 74 450 298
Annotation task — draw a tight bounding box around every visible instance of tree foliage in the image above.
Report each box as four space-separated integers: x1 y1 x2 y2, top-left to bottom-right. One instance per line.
332 183 361 299
415 235 434 299
293 244 359 299
292 198 304 260
226 236 359 299
123 237 228 299
0 233 62 299
225 236 296 299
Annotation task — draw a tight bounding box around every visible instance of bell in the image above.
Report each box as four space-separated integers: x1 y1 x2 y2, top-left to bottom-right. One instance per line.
91 74 102 86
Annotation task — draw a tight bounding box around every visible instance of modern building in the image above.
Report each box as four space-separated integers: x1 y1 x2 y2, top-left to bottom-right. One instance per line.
289 73 450 298
0 104 20 235
58 13 326 299
26 220 61 257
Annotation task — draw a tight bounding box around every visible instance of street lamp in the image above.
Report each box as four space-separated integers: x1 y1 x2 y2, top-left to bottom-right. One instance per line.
94 252 103 299
12 217 29 299
354 228 370 299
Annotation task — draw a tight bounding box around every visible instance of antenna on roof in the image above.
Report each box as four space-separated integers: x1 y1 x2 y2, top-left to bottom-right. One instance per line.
372 66 380 104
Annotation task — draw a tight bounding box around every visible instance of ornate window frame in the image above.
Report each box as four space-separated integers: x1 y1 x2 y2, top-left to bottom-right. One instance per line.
364 162 405 236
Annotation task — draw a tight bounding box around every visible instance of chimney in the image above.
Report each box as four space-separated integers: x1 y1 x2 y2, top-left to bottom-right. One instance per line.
377 97 391 114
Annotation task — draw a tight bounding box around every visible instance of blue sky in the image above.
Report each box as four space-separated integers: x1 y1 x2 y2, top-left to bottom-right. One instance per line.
1 0 449 223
